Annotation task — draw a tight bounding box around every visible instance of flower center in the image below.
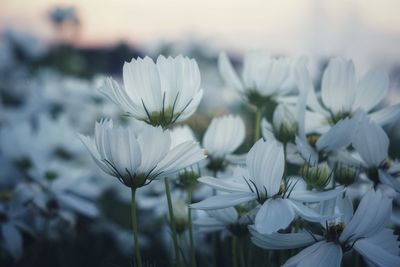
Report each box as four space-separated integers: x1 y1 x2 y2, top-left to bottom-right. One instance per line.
325 223 344 243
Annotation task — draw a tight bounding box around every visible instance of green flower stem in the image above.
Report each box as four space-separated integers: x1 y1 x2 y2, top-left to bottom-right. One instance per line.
254 107 262 142
187 189 197 267
232 236 238 267
238 238 245 267
164 177 181 266
130 188 143 267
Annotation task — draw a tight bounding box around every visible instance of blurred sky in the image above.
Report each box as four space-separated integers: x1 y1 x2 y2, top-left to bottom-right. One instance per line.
1 0 400 69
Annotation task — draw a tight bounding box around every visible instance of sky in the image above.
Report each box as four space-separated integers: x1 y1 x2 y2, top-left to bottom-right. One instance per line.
1 0 400 69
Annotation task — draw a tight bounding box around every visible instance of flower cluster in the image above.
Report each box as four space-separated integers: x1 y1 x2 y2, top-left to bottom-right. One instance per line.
1 33 400 267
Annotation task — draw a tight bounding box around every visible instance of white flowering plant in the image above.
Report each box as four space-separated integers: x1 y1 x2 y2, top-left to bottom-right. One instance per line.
0 34 399 267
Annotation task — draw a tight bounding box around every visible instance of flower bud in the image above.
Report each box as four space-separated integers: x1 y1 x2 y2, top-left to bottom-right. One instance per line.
168 200 189 234
335 163 358 186
272 104 298 143
300 163 331 190
177 169 200 190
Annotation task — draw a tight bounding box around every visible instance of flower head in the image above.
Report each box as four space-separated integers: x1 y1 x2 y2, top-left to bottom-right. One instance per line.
100 55 204 128
79 119 206 188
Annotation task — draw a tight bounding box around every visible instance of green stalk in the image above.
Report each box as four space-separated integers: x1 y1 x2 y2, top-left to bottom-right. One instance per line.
164 177 181 266
232 236 238 267
130 188 143 267
238 238 245 267
187 189 197 267
254 107 262 142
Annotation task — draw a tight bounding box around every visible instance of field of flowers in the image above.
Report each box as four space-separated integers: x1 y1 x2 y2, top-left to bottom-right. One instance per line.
0 28 400 267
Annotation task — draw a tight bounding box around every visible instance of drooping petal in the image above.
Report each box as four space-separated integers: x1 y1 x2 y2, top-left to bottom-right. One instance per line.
379 170 400 192
289 186 344 203
289 200 333 223
353 69 389 112
250 226 323 250
316 118 355 152
283 241 342 267
255 199 295 234
295 136 318 165
321 58 356 114
190 192 256 210
197 176 250 193
246 139 284 196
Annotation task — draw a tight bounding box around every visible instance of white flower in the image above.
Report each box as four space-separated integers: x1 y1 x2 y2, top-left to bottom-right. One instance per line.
351 115 400 193
218 51 290 106
99 55 204 127
301 57 400 132
191 139 343 234
251 189 400 267
79 119 206 188
170 125 197 148
203 114 245 159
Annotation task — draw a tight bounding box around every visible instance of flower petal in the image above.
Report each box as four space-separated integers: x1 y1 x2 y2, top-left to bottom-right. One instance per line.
190 192 256 210
255 199 295 234
218 52 243 91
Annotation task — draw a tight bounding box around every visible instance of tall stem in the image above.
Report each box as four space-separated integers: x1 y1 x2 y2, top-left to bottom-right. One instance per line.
254 107 262 142
164 177 181 266
238 238 245 267
130 188 143 267
187 189 197 267
232 236 238 267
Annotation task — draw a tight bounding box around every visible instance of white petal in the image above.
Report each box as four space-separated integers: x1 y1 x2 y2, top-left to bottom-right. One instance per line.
340 189 392 241
289 186 344 203
321 58 356 114
56 193 99 218
295 136 318 165
218 52 243 91
190 192 256 210
316 118 354 152
203 115 245 158
289 200 332 223
369 103 400 126
123 56 162 112
197 176 250 193
379 170 400 193
250 226 323 250
255 199 295 234
156 140 205 178
354 231 400 267
352 118 389 167
206 207 238 224
247 139 284 196
283 241 342 267
353 69 389 112
1 223 23 259
137 126 170 174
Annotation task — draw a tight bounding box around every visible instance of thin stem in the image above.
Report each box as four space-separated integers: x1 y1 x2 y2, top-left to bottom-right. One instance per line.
254 107 262 142
238 238 245 267
187 189 197 267
232 236 238 267
164 177 181 266
130 188 143 267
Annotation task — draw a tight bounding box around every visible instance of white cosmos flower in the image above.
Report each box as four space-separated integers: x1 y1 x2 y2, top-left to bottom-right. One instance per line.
301 57 400 133
191 139 343 234
99 55 203 127
218 51 291 106
203 114 245 159
351 115 400 193
251 189 400 267
79 119 206 188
